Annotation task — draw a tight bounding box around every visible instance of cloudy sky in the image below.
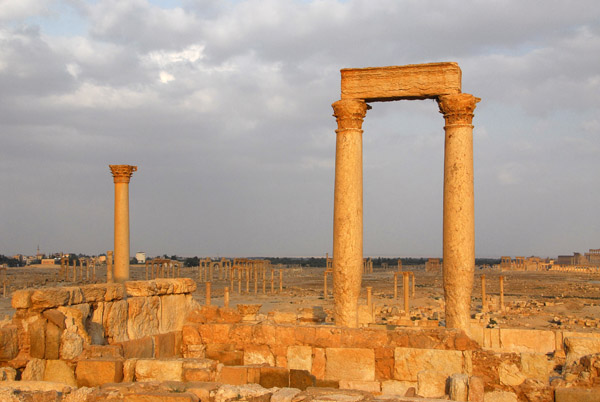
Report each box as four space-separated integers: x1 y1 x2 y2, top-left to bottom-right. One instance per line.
1 0 599 259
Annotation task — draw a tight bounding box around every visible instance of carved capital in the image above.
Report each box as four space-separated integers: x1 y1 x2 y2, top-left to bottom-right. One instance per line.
438 93 480 126
109 165 137 183
332 99 370 131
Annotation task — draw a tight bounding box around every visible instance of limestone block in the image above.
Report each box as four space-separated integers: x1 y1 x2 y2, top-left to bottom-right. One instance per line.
29 315 46 359
340 62 461 101
123 358 137 382
185 344 207 359
45 321 62 359
483 391 518 402
244 344 275 366
104 283 126 301
218 366 250 385
324 348 375 381
0 380 74 393
417 369 447 398
65 287 84 305
554 387 600 402
125 278 196 297
289 369 316 390
380 380 417 396
59 329 84 360
448 373 469 401
31 288 70 309
272 311 297 324
498 362 525 386
0 325 18 361
184 368 211 382
120 336 154 358
127 296 160 340
339 380 381 393
154 331 182 358
0 367 17 381
357 305 374 326
103 300 129 342
42 309 66 330
312 347 326 379
123 393 199 402
75 358 124 387
394 347 465 382
11 289 33 309
287 345 312 371
81 284 107 303
160 293 189 333
185 382 221 402
135 358 183 382
271 388 301 402
564 336 600 366
214 384 271 402
21 358 46 380
259 366 289 388
59 305 91 343
499 329 555 354
520 353 553 382
44 359 77 386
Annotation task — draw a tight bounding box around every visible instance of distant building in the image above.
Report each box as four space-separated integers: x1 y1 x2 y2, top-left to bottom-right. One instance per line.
557 249 600 267
40 258 56 265
135 252 146 264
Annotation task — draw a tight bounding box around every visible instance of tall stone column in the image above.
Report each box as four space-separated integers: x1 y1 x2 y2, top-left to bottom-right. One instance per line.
109 165 137 283
438 94 480 332
332 99 369 328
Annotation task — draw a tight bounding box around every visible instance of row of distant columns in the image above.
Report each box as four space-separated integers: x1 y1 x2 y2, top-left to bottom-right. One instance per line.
332 93 479 330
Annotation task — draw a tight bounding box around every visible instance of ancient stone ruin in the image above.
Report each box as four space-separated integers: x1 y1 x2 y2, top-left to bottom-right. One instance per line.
1 63 598 401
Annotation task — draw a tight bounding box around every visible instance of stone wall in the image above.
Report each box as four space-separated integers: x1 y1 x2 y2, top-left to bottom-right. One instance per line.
1 278 198 366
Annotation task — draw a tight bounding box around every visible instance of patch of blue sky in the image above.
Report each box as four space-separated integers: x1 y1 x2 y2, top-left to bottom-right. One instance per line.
25 2 87 37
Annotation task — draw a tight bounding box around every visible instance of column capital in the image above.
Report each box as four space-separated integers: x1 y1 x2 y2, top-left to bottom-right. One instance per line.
109 165 137 183
332 99 370 131
437 93 480 126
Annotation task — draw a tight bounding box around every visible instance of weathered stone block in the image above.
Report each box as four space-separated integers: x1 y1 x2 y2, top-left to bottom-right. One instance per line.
259 366 289 388
243 345 274 366
45 321 61 360
341 63 461 101
76 358 124 387
483 390 518 402
417 369 447 399
42 309 66 330
325 348 375 381
0 325 18 361
29 316 46 359
44 359 77 386
183 368 212 382
289 369 315 390
218 366 249 385
214 384 271 402
381 380 417 396
123 392 199 402
555 387 600 402
448 373 468 401
565 336 600 366
520 353 553 382
120 336 154 359
160 293 189 333
104 283 126 301
394 347 465 382
498 362 525 386
135 358 184 382
81 284 107 303
127 296 160 340
339 380 381 393
11 289 33 309
499 329 555 354
103 300 129 342
154 331 182 358
31 288 70 310
271 388 301 402
22 358 45 380
88 302 106 345
59 329 84 360
0 366 17 381
287 345 312 371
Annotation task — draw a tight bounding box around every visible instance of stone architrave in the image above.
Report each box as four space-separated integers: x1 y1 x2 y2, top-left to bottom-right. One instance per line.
331 62 479 333
109 164 137 283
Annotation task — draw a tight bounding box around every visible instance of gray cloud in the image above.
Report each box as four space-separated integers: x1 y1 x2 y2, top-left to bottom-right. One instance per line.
1 0 598 258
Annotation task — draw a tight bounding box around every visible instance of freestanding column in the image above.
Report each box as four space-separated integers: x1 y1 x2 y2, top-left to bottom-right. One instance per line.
438 94 480 332
332 99 369 328
481 274 487 313
109 165 137 283
403 272 410 315
499 276 505 311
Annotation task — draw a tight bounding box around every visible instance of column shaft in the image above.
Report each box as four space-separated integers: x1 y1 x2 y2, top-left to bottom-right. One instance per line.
438 94 480 332
110 165 137 284
332 99 369 328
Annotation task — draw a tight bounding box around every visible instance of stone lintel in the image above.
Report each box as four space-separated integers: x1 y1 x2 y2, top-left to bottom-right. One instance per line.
341 62 462 102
